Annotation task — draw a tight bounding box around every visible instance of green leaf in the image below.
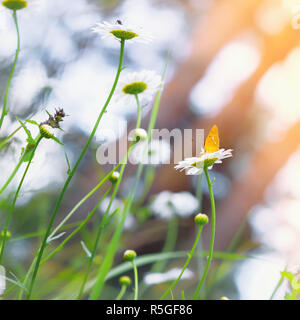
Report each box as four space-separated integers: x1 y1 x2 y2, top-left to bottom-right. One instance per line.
51 135 64 146
17 118 33 142
64 152 71 175
25 120 39 126
181 290 186 300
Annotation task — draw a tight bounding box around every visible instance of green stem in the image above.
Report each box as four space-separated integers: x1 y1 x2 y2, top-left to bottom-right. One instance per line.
160 225 203 300
151 216 178 273
132 261 138 300
89 58 167 300
15 186 112 299
0 10 21 130
26 39 125 300
134 165 155 209
0 154 25 195
77 97 142 299
0 125 22 153
193 167 216 300
116 285 127 300
270 273 285 300
42 185 113 265
47 165 121 242
0 135 42 264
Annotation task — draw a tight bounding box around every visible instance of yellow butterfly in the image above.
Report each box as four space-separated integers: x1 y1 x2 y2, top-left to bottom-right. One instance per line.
204 125 219 153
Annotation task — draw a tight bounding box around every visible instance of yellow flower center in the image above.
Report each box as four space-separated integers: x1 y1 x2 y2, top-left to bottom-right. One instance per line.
122 82 147 95
110 29 138 40
39 125 54 139
2 0 27 10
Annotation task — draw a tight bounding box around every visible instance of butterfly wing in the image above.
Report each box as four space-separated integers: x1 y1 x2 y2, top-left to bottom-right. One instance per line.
204 125 219 153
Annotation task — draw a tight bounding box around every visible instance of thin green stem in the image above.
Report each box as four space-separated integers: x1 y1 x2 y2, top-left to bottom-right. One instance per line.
193 167 216 300
77 97 142 299
116 285 127 300
160 225 203 300
0 135 42 263
47 165 120 242
134 165 155 209
132 261 138 300
0 154 25 195
42 185 113 265
26 39 125 300
270 273 285 300
135 94 142 129
89 58 167 300
0 10 21 130
13 186 112 299
151 216 178 273
0 125 22 152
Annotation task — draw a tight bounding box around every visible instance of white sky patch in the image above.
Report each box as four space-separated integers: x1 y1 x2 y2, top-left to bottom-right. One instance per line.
190 37 260 116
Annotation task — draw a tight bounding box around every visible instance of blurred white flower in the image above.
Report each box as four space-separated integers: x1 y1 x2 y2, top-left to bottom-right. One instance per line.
144 267 194 285
128 128 147 142
129 138 171 165
151 191 199 220
92 20 153 44
100 197 136 230
115 70 161 107
0 265 5 296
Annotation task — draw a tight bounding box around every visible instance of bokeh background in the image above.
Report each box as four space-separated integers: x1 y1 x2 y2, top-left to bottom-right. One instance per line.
1 0 300 299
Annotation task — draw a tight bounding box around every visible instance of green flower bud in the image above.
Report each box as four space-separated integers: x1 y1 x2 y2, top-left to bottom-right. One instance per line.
119 276 131 287
109 171 120 184
123 249 137 262
194 213 209 226
2 0 27 10
220 296 229 300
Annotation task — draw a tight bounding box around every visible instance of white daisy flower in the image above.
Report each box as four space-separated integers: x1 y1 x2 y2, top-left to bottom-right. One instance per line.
151 191 199 220
92 20 153 44
129 138 171 166
175 125 233 175
115 70 162 107
144 268 194 285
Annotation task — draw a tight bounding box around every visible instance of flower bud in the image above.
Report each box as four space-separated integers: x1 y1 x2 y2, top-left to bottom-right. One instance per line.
194 213 209 226
109 171 120 184
119 276 131 287
128 128 148 143
123 249 137 262
220 296 229 300
2 0 27 10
